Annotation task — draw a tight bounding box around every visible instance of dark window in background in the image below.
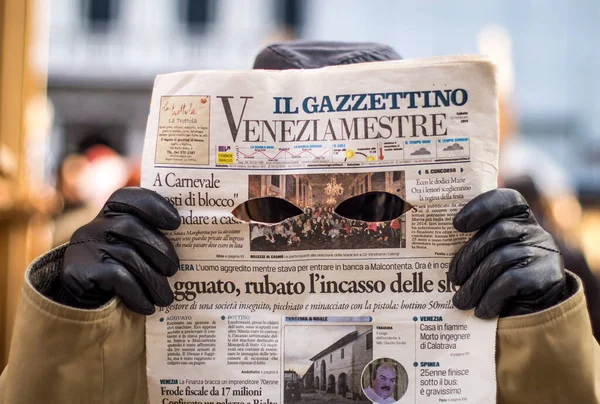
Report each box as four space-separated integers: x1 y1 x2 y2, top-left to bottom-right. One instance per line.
392 171 402 182
276 0 304 36
63 124 127 156
366 332 373 350
82 0 120 32
179 0 217 34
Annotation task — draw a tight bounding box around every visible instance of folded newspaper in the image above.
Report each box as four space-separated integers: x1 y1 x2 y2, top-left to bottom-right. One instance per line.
142 55 499 404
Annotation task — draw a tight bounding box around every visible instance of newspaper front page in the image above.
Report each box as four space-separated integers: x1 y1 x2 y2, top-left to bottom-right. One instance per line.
142 56 499 404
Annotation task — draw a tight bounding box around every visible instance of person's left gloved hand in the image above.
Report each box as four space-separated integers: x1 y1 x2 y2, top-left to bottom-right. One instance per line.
61 187 180 314
449 188 567 319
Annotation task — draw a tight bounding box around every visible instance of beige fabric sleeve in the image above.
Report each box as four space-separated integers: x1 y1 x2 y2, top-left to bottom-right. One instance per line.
0 246 148 404
2 248 599 404
497 272 600 403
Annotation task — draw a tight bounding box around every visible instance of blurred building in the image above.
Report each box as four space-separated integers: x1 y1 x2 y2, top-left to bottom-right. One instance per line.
48 0 303 162
48 0 600 199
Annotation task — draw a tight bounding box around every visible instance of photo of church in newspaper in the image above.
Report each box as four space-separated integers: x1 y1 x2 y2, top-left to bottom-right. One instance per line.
248 171 407 251
284 325 373 403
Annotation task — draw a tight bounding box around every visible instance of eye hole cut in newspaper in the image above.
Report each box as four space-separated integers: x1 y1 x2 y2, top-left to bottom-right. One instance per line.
233 190 411 223
142 55 500 404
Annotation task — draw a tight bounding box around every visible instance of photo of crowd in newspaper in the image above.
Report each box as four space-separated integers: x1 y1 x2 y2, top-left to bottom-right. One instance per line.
248 172 407 251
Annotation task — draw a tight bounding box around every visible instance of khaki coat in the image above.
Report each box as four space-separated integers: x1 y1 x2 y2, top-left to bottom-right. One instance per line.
1 245 599 403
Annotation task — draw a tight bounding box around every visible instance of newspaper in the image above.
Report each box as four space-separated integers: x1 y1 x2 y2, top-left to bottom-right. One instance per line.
142 55 499 404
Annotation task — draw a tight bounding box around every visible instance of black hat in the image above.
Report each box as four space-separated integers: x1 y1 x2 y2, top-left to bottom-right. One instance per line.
253 41 401 70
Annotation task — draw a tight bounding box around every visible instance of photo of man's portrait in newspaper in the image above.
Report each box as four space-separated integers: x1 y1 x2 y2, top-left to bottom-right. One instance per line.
284 325 374 403
361 358 409 404
248 171 407 251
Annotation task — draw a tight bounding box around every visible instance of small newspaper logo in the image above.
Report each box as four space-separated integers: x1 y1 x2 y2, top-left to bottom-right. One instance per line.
217 146 234 164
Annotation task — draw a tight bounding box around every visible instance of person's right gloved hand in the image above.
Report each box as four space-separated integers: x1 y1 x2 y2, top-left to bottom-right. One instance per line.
61 187 181 314
449 188 567 319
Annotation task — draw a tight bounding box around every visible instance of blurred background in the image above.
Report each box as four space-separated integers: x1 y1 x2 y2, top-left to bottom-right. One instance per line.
1 0 599 366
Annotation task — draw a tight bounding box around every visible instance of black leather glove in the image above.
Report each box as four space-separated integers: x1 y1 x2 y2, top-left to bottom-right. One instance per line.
449 188 567 319
61 187 181 314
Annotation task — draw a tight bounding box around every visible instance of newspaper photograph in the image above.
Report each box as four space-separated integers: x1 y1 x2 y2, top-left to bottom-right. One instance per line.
142 56 500 404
